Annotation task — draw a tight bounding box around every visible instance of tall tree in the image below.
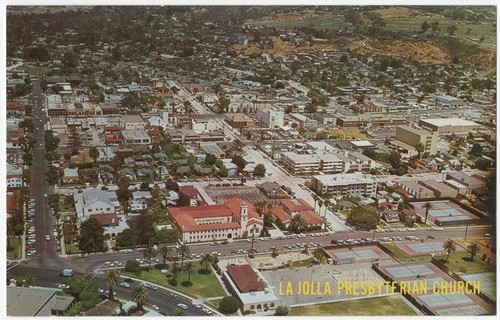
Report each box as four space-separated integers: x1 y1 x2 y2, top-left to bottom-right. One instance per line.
67 126 82 156
290 214 307 234
200 253 213 273
157 244 173 267
443 239 457 263
78 217 105 253
143 246 157 271
178 244 190 268
423 202 433 224
183 261 196 283
131 285 149 311
467 243 480 261
415 143 425 159
103 269 120 301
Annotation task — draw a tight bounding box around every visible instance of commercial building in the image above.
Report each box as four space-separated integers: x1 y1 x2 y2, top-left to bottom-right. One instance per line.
395 125 438 155
418 118 482 134
419 180 458 198
256 109 284 128
168 198 263 243
191 116 221 133
311 173 377 197
336 114 407 128
396 180 434 199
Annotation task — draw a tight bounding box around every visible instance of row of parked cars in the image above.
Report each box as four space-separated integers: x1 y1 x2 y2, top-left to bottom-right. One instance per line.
26 199 37 256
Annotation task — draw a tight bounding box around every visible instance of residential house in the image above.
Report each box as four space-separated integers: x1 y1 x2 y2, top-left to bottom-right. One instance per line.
62 168 79 184
73 187 119 219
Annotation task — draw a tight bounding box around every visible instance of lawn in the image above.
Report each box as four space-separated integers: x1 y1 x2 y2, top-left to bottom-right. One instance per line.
436 251 494 274
382 243 431 263
7 237 21 260
289 295 417 316
384 18 496 44
134 264 226 299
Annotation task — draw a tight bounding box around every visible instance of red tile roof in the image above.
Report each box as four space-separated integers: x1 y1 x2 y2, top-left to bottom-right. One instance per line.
179 185 198 198
279 198 313 213
300 211 325 226
90 213 119 227
6 192 16 214
270 206 291 225
7 102 24 110
226 265 265 293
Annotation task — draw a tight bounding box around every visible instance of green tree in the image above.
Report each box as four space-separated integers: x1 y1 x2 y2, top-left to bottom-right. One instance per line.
89 147 99 163
131 285 149 311
46 166 60 185
103 269 120 301
205 153 217 166
467 243 480 261
200 253 214 273
154 228 178 245
346 207 379 231
470 143 483 157
68 126 82 155
116 228 137 248
274 305 289 316
157 244 173 267
447 25 458 36
178 244 190 268
218 296 239 314
475 158 491 170
15 273 38 287
78 217 105 253
423 202 433 224
421 20 430 33
254 163 266 177
125 260 142 276
443 239 457 263
177 193 191 207
415 143 425 159
231 155 247 170
290 214 307 234
183 261 196 284
143 246 157 271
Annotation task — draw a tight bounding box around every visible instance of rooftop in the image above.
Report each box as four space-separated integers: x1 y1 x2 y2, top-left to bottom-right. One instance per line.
420 118 481 127
226 265 266 293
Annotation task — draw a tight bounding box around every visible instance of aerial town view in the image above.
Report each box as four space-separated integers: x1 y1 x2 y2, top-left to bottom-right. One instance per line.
4 5 496 317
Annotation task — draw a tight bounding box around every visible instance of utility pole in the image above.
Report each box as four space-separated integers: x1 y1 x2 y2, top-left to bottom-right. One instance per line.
464 222 469 239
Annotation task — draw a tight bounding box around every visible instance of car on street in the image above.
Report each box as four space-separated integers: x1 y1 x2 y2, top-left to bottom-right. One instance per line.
45 235 50 241
119 282 131 288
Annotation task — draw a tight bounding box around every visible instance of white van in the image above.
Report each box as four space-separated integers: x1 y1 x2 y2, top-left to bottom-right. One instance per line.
177 303 188 310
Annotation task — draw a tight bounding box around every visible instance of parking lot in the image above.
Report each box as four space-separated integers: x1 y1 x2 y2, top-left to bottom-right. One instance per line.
205 186 269 204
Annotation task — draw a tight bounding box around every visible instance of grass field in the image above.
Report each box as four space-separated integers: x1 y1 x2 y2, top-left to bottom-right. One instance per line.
437 252 494 274
7 237 21 260
289 295 417 316
251 15 346 30
383 243 432 263
135 264 226 298
385 19 496 44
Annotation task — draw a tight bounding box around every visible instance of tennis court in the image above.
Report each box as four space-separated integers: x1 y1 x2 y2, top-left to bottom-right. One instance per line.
460 272 496 301
408 242 445 253
386 265 435 278
335 250 380 260
420 293 472 307
436 305 488 316
406 277 445 291
411 201 479 224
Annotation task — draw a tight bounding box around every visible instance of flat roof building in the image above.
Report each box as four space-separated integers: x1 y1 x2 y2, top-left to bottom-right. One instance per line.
395 125 438 155
312 173 377 197
419 118 482 134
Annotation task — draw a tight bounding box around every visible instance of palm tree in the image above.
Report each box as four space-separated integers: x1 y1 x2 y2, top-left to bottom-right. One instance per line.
200 253 213 273
178 244 190 268
467 243 480 261
103 269 120 301
443 239 457 263
290 214 307 234
171 260 180 278
311 194 318 213
183 262 196 283
131 285 149 311
143 246 157 271
423 202 433 224
415 143 425 159
157 244 173 267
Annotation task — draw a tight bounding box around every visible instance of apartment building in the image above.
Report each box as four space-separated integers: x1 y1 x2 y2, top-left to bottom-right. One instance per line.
311 173 377 197
256 109 284 128
395 125 438 155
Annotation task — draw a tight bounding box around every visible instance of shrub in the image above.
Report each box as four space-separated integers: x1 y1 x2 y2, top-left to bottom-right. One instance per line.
218 296 239 314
